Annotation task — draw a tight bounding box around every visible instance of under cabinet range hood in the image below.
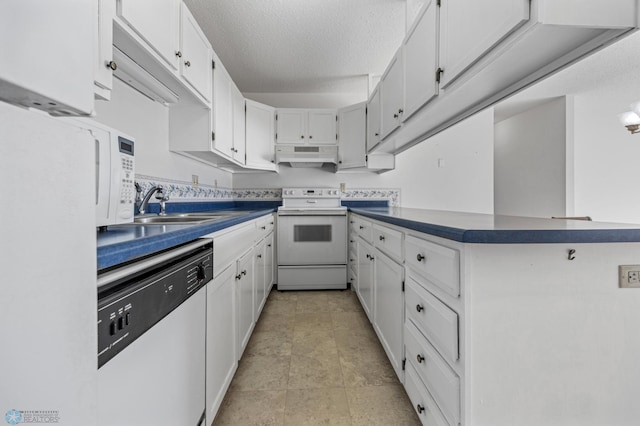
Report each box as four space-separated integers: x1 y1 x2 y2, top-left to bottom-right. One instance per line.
275 145 338 168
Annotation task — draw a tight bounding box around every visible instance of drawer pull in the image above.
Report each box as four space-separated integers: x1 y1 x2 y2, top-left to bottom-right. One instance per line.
261 226 266 230
241 270 247 276
416 253 425 262
359 225 365 229
416 304 424 312
379 235 385 241
235 274 242 280
416 354 425 363
416 404 425 414
350 240 354 243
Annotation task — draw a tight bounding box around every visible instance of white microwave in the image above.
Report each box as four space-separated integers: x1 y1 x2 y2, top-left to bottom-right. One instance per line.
69 119 136 227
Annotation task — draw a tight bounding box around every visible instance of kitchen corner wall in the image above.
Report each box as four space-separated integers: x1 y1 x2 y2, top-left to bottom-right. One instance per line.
94 79 233 189
234 108 495 213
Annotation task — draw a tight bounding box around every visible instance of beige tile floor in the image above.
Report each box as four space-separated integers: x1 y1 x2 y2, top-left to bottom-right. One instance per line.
212 289 421 426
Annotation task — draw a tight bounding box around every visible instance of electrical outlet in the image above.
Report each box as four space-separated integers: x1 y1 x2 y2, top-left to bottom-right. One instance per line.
340 183 346 193
192 174 199 187
619 265 640 288
214 179 218 189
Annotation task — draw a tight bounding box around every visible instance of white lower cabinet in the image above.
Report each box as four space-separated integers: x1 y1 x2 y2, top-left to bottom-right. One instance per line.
205 263 237 424
236 247 255 357
204 214 274 425
373 249 405 382
404 361 449 426
355 237 375 323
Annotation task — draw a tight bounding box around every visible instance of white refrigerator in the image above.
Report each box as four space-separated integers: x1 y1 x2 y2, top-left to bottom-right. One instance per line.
0 1 97 424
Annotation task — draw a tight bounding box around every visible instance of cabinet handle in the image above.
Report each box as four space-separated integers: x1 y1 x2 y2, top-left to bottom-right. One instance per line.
257 254 262 259
369 255 374 261
365 254 370 259
416 354 425 363
270 222 274 225
267 244 272 247
398 108 404 115
175 51 182 58
379 235 385 241
416 253 425 262
261 226 266 230
374 132 379 136
359 225 364 230
106 60 117 71
184 60 191 67
350 240 354 243
350 258 355 262
416 404 425 414
235 274 242 280
350 221 354 224
309 135 313 139
301 135 304 139
241 270 247 276
416 304 424 312
339 160 342 164
393 113 398 119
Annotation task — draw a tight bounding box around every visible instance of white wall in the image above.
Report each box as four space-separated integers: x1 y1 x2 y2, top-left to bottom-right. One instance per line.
244 92 367 109
94 79 233 188
494 98 567 218
572 83 640 224
234 108 495 213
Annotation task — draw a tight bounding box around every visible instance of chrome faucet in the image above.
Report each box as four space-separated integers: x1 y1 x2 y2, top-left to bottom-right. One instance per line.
136 185 168 215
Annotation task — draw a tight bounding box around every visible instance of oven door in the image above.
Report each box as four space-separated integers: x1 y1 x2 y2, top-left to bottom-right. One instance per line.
277 213 347 265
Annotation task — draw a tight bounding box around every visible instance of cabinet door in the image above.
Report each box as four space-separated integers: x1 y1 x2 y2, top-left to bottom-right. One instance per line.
366 86 381 151
356 239 375 323
276 109 306 144
94 0 116 100
403 0 439 121
380 48 404 140
374 250 405 381
206 264 236 425
232 85 246 164
212 58 234 159
255 240 267 316
245 100 276 169
118 0 180 70
236 248 255 358
180 3 212 102
265 234 274 292
308 110 337 145
338 102 367 170
0 1 94 115
439 0 529 88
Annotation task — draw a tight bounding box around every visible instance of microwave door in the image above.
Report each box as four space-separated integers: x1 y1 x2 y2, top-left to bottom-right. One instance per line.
92 128 112 227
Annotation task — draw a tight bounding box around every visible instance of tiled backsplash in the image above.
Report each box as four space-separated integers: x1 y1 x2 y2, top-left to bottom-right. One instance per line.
136 175 400 206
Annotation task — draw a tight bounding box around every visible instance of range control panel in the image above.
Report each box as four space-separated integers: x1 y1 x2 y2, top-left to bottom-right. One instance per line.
282 187 341 198
97 245 212 368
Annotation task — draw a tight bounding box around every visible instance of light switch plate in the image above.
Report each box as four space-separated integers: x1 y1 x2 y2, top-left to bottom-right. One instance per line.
619 265 640 288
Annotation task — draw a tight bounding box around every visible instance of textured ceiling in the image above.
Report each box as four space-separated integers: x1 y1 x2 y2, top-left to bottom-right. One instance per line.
184 0 406 94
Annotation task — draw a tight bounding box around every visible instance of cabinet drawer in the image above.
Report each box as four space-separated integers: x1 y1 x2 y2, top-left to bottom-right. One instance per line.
373 223 403 261
406 276 459 365
256 215 275 241
213 222 256 276
404 361 449 426
405 321 460 426
351 216 373 243
406 235 460 298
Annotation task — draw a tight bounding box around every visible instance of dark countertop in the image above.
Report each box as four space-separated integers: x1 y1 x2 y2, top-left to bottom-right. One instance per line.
97 208 276 270
350 207 640 244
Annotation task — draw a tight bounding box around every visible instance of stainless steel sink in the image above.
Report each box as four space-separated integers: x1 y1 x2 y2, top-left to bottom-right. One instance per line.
132 211 245 225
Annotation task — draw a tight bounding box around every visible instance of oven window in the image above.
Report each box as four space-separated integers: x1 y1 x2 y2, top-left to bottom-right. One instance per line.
294 225 332 242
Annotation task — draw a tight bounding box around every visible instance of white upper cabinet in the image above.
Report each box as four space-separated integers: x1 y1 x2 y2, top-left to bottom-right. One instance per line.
337 102 367 170
308 110 338 144
403 0 439 121
118 0 181 71
212 57 234 159
438 0 529 88
180 3 212 102
246 100 277 170
94 0 116 101
0 0 94 115
367 85 381 151
276 109 337 145
380 47 404 140
231 84 246 165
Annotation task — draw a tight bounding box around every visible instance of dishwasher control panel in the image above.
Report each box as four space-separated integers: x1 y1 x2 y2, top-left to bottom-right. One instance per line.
97 243 212 368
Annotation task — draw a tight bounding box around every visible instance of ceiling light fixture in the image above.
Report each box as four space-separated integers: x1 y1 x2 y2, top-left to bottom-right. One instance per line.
619 101 640 134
